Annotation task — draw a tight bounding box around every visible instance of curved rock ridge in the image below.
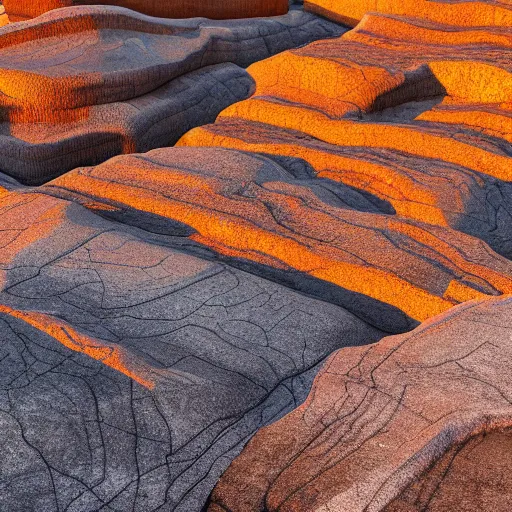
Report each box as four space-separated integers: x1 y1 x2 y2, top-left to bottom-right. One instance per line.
304 0 512 28
180 12 512 257
4 0 289 22
384 429 512 511
208 295 512 512
0 5 345 184
0 189 382 511
45 147 512 333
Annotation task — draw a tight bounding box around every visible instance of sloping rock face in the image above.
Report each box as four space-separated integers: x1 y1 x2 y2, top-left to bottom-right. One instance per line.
0 5 344 184
46 147 512 333
0 0 511 511
0 189 382 511
180 9 512 258
208 296 512 512
4 0 289 21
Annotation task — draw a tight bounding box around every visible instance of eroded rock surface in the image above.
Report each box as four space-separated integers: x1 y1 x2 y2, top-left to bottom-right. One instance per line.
45 147 512 332
304 0 512 27
208 296 512 512
0 5 344 183
180 11 512 257
0 1 510 511
0 190 382 511
4 0 289 21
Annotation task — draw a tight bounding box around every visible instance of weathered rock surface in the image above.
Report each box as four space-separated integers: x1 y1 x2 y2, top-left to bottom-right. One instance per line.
385 428 512 511
304 0 512 28
4 0 289 21
180 12 512 257
0 5 344 183
46 147 512 333
208 295 512 512
0 189 382 511
0 1 511 511
1 64 254 184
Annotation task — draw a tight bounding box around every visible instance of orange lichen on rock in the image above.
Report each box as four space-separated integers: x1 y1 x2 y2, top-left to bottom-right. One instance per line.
47 148 512 326
3 0 289 21
304 0 512 28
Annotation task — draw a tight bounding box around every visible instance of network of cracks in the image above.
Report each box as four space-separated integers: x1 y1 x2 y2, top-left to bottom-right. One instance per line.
0 1 511 511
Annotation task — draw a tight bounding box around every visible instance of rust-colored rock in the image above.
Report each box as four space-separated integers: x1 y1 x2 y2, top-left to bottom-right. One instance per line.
208 296 512 512
0 4 8 26
0 189 382 511
180 12 512 257
4 0 289 21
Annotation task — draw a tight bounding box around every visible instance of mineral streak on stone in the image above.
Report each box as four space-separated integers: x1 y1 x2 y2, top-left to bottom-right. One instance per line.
0 5 345 184
180 11 512 257
208 296 512 512
45 147 512 332
0 189 383 511
4 0 289 21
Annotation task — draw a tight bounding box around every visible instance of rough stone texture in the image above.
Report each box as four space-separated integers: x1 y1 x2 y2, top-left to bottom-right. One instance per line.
46 147 512 333
384 429 512 512
0 5 345 184
0 1 511 511
4 0 289 21
208 295 512 512
0 189 382 511
1 64 254 184
304 0 512 28
180 13 512 258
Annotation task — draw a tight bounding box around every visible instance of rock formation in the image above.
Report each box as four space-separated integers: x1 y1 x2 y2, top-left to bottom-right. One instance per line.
208 295 512 511
304 0 512 28
180 10 512 257
0 5 343 183
45 147 512 333
4 0 289 21
0 189 382 511
0 0 510 511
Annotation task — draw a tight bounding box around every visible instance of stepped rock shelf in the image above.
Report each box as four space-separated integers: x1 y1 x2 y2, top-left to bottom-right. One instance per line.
0 1 511 511
0 4 343 183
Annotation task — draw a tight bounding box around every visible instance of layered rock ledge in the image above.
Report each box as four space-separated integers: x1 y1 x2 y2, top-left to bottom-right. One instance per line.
0 0 510 510
0 5 344 183
4 0 289 21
